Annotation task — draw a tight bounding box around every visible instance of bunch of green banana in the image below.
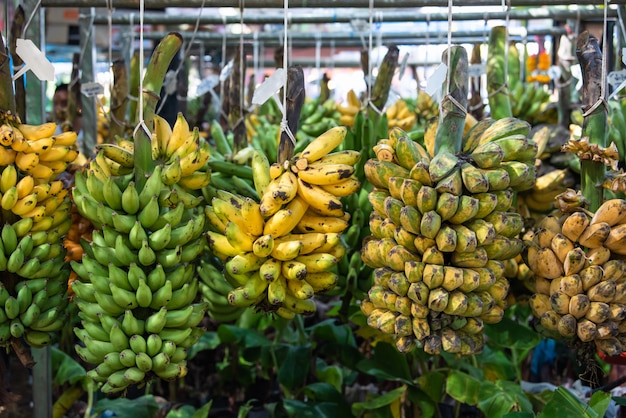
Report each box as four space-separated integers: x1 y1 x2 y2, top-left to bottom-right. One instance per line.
70 114 210 394
510 77 555 126
298 98 340 139
197 258 246 322
202 120 259 201
0 112 79 349
205 126 361 318
525 199 626 356
413 91 439 127
360 117 537 355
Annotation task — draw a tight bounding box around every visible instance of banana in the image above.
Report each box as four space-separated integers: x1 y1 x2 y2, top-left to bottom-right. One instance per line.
561 211 590 243
577 222 611 248
298 162 355 186
300 126 347 162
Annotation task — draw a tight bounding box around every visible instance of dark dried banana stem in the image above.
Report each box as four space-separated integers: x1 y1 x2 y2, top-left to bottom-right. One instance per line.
277 65 305 164
577 31 607 213
110 59 129 141
10 6 25 119
134 32 183 189
0 32 16 114
435 46 469 155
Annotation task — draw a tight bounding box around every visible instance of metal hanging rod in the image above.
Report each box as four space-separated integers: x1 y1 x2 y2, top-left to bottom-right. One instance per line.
91 7 617 26
137 27 568 48
42 0 625 8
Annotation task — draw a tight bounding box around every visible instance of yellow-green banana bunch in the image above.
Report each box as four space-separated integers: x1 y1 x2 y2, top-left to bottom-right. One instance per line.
516 169 575 216
70 119 210 394
386 99 417 132
360 119 537 355
510 79 555 125
0 112 79 349
205 126 361 318
197 258 246 322
337 90 361 128
414 91 439 126
525 199 626 356
98 114 211 190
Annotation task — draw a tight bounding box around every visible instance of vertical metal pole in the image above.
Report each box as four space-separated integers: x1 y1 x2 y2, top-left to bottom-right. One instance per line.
23 1 52 415
79 7 97 156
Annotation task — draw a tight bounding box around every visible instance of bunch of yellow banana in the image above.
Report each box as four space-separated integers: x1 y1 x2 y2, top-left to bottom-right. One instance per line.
516 168 575 216
525 199 626 356
386 99 417 132
97 114 211 190
0 114 78 349
336 89 361 128
205 126 360 318
360 119 537 354
97 104 109 145
70 118 210 394
414 91 439 126
197 258 246 322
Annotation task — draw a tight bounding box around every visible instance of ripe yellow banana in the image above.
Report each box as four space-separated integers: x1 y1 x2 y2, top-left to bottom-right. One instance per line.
300 126 347 163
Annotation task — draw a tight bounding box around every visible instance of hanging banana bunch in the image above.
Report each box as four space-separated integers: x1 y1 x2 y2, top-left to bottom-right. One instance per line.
0 111 79 349
360 46 537 355
70 33 210 394
205 126 361 318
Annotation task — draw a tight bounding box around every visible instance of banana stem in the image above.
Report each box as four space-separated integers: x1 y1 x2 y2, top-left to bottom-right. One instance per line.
229 45 247 153
128 52 140 126
487 26 513 120
0 31 16 114
10 6 25 119
110 59 129 141
277 66 305 164
576 31 607 213
434 46 469 156
134 32 183 189
368 45 399 127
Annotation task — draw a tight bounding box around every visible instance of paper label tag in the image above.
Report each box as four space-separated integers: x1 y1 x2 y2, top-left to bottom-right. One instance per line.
571 64 583 91
195 74 219 97
425 63 447 97
467 64 486 77
163 70 177 95
548 65 562 81
607 70 626 87
252 68 286 106
81 82 104 97
220 60 233 82
14 38 55 81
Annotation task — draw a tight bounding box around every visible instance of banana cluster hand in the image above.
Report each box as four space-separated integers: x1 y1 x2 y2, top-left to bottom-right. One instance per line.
205 126 360 318
97 114 212 190
525 199 626 356
0 113 78 350
198 259 246 322
337 90 361 128
414 91 439 126
70 115 210 394
386 99 416 132
360 120 537 355
510 79 554 125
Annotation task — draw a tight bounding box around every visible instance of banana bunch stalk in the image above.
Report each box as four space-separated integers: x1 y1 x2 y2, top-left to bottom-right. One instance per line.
205 126 361 318
360 47 538 355
487 26 513 120
386 99 417 132
525 200 626 356
0 112 80 349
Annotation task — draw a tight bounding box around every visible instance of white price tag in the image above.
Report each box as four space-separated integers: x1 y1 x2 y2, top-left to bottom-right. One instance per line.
163 70 177 95
607 70 626 87
195 75 219 98
425 63 447 98
219 59 233 82
252 68 286 106
13 39 55 81
548 65 562 81
467 64 486 78
81 82 104 97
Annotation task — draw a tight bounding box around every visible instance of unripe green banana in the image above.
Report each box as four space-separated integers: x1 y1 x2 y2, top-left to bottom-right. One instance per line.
146 333 163 357
145 307 168 334
121 309 145 336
